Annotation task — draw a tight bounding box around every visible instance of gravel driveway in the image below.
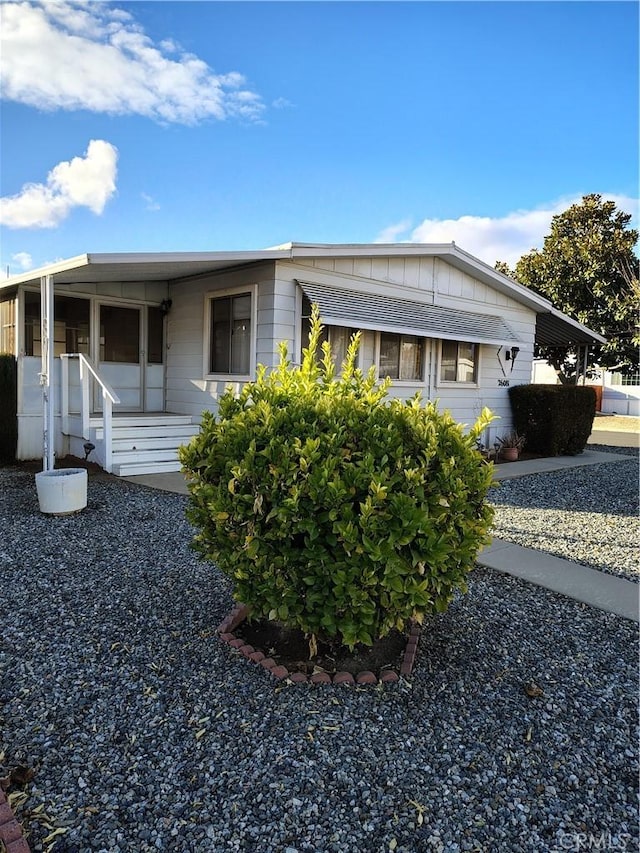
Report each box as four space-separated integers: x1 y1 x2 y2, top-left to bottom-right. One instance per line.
0 458 637 853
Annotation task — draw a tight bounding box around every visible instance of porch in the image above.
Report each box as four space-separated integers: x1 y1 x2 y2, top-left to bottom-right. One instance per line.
59 352 198 476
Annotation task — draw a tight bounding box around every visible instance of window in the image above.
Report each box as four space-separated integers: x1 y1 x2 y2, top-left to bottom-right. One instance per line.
209 292 252 375
378 332 424 381
24 292 90 357
0 299 16 355
440 340 478 383
301 296 355 367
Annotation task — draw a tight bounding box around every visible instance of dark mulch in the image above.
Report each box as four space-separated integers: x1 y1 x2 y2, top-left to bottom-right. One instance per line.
15 454 113 480
235 618 409 677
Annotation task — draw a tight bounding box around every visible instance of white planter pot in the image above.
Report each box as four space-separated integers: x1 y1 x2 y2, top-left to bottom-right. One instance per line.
35 468 88 515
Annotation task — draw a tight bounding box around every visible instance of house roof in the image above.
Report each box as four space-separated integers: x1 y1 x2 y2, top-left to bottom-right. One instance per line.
0 242 605 347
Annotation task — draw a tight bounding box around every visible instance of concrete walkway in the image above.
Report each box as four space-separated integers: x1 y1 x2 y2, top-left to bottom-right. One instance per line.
486 447 639 622
477 539 639 622
124 446 639 623
492 448 631 480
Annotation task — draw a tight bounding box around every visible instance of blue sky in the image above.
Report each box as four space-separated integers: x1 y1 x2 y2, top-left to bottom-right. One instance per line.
1 0 638 275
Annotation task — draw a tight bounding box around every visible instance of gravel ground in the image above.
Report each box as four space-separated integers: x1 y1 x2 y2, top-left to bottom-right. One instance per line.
1 462 638 853
490 446 639 583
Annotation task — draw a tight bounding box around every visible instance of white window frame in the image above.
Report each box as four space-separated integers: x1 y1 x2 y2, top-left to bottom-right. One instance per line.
203 284 257 381
374 331 427 385
437 339 480 387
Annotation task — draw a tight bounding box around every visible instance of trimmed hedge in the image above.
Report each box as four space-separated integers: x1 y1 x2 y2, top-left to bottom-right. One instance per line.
181 309 496 650
508 384 597 456
0 354 18 464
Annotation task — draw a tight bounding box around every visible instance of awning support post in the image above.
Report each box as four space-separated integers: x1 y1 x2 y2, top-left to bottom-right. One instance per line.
40 274 55 471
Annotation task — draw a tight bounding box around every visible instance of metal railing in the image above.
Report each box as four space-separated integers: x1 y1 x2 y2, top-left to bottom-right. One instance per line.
60 354 121 473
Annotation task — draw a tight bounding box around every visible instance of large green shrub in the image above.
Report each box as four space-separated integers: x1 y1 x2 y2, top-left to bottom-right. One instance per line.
0 354 18 464
508 384 597 456
181 311 495 649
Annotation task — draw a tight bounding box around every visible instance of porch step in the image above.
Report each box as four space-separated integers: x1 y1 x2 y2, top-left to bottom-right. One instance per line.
90 414 194 428
112 435 198 452
95 424 200 441
87 412 201 477
111 459 184 477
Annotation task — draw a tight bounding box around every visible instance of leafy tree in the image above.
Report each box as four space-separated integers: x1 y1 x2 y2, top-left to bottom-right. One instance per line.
497 195 639 382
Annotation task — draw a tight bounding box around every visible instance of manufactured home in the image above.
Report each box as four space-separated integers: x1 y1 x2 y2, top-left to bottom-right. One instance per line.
0 242 605 476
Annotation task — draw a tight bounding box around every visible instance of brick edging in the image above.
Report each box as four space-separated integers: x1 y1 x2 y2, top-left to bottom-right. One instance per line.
216 604 421 685
0 788 31 853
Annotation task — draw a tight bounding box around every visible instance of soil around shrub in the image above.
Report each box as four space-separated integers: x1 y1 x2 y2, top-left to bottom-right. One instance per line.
235 618 409 677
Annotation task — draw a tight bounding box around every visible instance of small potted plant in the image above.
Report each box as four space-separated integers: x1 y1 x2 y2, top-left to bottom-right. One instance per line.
496 431 526 462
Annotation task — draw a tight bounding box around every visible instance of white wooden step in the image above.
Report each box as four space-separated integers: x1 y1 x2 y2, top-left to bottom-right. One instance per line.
111 459 184 477
90 414 193 428
93 424 199 440
112 435 197 452
112 449 181 464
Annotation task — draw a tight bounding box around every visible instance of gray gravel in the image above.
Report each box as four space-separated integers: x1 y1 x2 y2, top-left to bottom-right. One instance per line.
490 446 639 583
1 461 638 853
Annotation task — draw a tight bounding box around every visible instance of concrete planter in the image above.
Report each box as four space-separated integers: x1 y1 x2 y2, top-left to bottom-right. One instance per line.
35 468 88 515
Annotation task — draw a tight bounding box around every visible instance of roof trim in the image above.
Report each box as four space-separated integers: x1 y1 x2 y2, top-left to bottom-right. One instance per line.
0 249 291 289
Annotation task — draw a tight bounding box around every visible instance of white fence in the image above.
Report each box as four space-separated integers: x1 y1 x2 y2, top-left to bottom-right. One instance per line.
601 382 640 416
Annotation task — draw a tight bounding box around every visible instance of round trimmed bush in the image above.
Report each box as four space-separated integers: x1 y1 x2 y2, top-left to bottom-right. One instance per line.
180 311 495 649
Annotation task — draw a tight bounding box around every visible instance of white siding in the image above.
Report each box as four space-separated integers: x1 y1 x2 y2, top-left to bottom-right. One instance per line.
165 262 290 422
294 256 436 293
53 281 169 302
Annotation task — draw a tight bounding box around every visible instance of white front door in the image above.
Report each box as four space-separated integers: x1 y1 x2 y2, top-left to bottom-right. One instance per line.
96 304 143 412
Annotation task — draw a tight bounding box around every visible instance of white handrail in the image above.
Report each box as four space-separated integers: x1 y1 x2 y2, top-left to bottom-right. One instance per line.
60 354 121 473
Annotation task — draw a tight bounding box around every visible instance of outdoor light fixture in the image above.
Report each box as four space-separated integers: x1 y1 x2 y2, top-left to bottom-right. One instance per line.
83 441 95 461
497 344 521 377
506 346 520 362
160 298 173 316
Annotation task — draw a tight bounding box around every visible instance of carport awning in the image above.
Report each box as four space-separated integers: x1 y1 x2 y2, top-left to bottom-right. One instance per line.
298 281 522 346
535 310 607 347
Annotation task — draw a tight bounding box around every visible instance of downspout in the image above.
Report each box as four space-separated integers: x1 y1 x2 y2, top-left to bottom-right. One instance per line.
40 274 55 470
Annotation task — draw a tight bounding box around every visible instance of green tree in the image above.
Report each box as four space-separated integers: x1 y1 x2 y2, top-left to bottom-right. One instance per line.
497 195 639 382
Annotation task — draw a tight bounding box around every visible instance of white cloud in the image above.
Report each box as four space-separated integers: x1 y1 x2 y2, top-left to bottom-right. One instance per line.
0 139 118 229
272 97 294 110
376 195 639 268
375 219 414 244
141 192 160 212
12 251 33 270
0 0 265 124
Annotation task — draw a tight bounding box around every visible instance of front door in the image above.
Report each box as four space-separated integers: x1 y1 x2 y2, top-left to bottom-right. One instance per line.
96 304 143 412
